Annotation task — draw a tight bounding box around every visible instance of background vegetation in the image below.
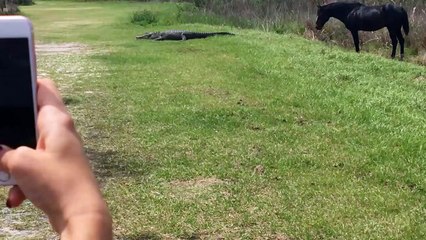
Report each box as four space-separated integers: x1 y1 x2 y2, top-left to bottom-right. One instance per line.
172 0 426 64
0 0 33 14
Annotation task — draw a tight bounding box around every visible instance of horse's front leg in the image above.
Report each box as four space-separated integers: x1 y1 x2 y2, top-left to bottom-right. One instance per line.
350 30 360 52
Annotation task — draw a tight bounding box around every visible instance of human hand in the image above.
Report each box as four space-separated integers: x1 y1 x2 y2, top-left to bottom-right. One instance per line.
0 78 112 239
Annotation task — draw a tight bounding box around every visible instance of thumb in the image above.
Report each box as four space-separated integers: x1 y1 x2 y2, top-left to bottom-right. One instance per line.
0 145 14 173
0 145 39 177
0 146 32 209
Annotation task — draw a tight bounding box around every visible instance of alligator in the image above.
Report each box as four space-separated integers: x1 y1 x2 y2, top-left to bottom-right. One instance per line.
136 30 235 41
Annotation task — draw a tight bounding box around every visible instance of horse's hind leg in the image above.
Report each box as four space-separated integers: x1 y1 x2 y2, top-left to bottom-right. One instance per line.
350 30 360 52
396 30 405 60
351 30 359 52
388 31 398 59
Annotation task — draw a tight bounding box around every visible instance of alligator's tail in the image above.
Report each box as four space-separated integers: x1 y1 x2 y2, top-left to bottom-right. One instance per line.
401 8 409 35
212 32 235 36
193 32 235 39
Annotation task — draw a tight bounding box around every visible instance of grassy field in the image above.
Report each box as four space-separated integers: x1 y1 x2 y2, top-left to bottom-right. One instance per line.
0 1 425 239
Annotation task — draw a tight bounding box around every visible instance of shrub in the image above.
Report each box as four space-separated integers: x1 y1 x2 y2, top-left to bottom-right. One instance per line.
16 0 34 5
130 10 158 26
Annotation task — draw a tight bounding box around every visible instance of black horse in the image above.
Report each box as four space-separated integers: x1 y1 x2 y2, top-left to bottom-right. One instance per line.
316 1 409 59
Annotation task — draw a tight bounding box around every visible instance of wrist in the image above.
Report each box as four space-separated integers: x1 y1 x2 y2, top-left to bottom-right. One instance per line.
60 210 112 240
46 170 110 236
54 186 112 240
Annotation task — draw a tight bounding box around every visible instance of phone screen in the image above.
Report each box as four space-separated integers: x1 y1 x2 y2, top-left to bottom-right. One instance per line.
0 38 36 149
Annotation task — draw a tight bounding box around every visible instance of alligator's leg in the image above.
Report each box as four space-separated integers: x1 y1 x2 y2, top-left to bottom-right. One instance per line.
153 33 165 41
181 33 187 41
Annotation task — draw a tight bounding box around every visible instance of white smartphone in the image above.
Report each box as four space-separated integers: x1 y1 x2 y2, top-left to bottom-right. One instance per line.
0 16 38 185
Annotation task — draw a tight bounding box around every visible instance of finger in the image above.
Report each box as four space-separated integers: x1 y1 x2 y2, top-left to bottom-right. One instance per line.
37 78 66 111
36 79 76 137
6 185 26 208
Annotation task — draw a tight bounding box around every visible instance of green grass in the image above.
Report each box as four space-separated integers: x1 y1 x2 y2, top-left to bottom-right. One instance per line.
1 1 424 239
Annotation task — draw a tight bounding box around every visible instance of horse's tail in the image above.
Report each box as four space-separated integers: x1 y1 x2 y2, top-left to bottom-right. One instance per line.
402 8 409 35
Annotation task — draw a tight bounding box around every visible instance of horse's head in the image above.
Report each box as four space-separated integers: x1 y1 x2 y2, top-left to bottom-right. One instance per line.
315 5 330 30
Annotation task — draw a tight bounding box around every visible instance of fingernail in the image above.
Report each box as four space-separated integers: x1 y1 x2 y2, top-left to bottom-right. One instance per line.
6 199 11 208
